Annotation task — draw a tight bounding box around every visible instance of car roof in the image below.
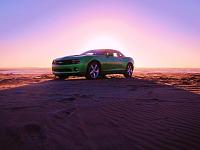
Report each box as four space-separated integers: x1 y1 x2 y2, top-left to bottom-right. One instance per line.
91 49 120 53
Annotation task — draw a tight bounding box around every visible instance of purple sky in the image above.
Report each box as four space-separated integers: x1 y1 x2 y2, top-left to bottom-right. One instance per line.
0 0 200 68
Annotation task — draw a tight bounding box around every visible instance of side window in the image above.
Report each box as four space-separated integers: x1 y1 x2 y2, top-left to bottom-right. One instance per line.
106 52 113 57
113 53 118 57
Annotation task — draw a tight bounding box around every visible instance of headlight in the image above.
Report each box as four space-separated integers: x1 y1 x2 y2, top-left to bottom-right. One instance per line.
71 59 80 64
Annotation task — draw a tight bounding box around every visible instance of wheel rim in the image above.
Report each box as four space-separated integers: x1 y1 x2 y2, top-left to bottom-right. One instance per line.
89 64 100 79
127 65 133 76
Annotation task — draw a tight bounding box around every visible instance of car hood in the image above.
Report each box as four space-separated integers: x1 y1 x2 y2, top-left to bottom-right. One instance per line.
55 55 90 61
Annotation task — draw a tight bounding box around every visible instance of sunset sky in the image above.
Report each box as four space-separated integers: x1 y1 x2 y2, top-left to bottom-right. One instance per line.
0 0 200 68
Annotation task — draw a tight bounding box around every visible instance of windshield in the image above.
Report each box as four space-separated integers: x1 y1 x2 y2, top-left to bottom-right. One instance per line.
81 50 105 56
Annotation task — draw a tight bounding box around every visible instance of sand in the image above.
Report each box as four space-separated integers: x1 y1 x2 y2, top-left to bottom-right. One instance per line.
0 73 200 150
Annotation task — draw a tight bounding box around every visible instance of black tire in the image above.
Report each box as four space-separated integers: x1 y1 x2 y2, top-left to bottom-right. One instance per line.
56 74 68 80
124 63 133 78
100 74 107 79
86 61 101 79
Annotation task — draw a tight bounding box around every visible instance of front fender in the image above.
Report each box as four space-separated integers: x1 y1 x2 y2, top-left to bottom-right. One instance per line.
80 56 100 74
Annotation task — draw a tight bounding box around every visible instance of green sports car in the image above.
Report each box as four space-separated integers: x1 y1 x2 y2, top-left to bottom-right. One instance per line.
52 49 134 79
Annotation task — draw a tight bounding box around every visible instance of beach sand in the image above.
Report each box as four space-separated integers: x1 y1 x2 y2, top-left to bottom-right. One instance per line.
0 72 200 149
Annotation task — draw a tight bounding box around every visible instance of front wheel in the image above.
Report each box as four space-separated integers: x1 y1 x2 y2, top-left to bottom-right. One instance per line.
86 62 101 79
56 74 68 80
124 63 133 78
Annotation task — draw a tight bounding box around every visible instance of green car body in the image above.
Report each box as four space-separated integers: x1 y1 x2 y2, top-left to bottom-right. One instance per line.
52 49 134 79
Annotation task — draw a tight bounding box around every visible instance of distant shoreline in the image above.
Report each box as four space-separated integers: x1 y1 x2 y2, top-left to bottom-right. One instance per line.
0 67 200 74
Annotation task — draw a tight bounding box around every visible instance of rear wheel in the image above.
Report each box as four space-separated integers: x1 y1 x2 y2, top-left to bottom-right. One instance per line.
124 63 133 78
86 62 101 79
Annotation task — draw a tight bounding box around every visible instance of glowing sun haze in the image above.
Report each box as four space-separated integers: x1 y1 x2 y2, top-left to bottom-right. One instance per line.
0 0 200 68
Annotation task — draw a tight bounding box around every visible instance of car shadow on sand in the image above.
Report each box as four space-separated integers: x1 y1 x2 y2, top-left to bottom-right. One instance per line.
0 77 200 150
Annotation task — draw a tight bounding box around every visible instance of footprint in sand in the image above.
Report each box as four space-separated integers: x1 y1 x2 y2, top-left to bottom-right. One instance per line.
53 97 76 119
53 107 76 119
1 124 46 150
57 97 76 103
19 123 46 150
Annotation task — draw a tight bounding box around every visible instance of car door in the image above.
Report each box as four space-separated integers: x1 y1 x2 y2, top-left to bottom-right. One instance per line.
101 52 121 72
113 52 123 71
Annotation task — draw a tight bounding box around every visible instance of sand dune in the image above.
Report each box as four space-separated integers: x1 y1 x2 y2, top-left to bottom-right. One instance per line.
0 73 200 150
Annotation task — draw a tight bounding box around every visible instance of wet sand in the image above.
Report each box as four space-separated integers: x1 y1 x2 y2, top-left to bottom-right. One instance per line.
0 73 200 150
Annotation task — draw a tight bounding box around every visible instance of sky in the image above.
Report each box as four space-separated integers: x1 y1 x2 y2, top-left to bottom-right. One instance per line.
0 0 200 68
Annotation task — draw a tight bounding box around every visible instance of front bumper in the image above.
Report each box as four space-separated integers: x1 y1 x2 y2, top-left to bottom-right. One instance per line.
52 63 85 76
